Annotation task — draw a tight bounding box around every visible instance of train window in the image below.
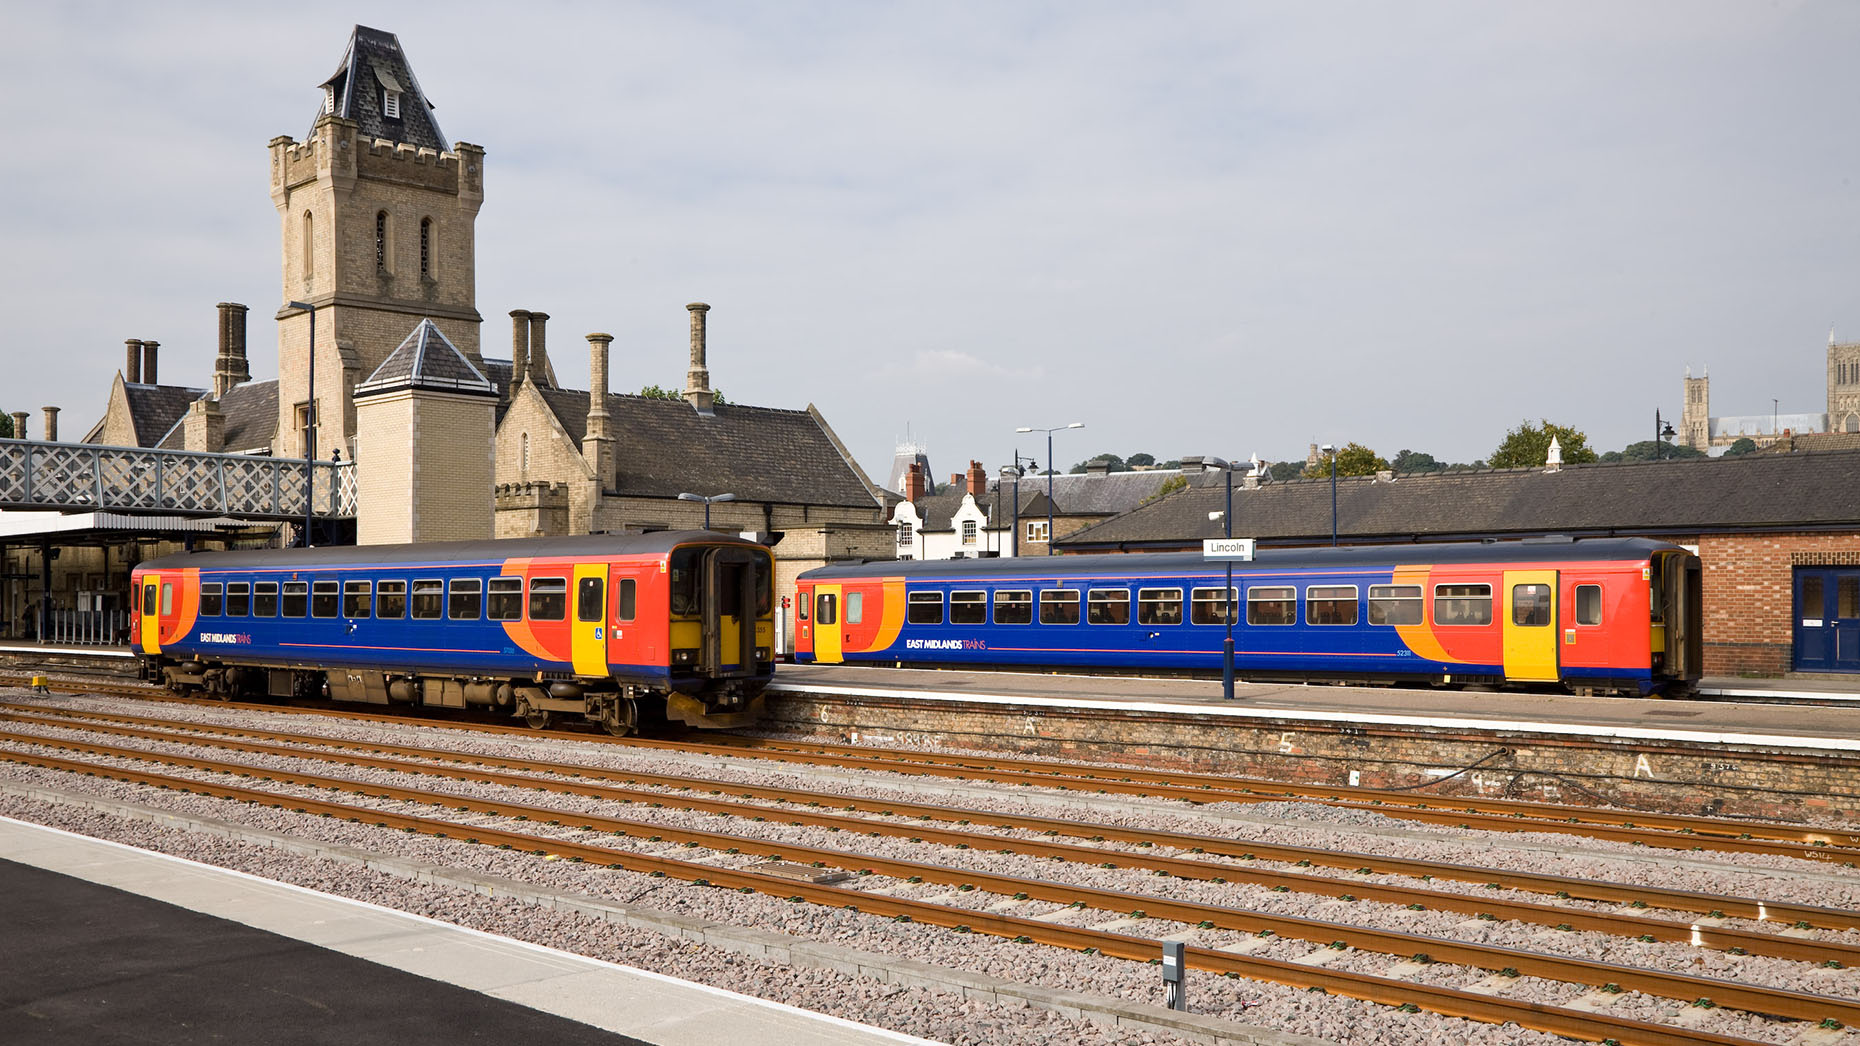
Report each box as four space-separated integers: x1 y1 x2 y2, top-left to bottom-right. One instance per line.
200 583 223 616
487 577 522 621
1246 586 1296 626
451 579 484 620
815 593 837 625
950 591 987 625
377 580 407 619
343 581 372 618
1039 589 1080 625
1574 584 1602 626
577 577 603 622
312 581 339 618
1368 585 1423 625
847 592 864 625
141 583 156 616
1306 585 1358 626
1137 588 1183 625
1511 584 1551 627
1087 589 1130 625
226 582 250 617
528 577 565 621
907 591 944 625
161 583 173 616
264 582 290 617
412 579 443 619
1434 584 1492 626
616 579 637 622
797 591 810 621
1192 587 1238 625
993 590 1032 625
668 548 700 617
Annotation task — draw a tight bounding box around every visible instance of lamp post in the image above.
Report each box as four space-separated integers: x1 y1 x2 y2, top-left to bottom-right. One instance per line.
286 300 317 547
1015 422 1083 555
1207 456 1239 701
1320 443 1338 546
1654 410 1675 460
678 491 736 530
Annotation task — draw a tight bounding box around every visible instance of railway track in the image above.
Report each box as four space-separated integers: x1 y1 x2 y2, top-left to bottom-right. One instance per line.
7 674 1856 862
2 698 1855 1046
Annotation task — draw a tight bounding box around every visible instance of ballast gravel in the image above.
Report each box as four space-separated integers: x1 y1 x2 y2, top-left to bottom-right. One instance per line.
2 692 1857 1046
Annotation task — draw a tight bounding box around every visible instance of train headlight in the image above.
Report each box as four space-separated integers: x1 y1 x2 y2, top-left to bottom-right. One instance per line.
754 647 771 662
672 648 698 665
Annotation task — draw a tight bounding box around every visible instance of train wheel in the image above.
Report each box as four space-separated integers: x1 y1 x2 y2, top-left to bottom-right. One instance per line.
522 703 553 730
601 697 638 737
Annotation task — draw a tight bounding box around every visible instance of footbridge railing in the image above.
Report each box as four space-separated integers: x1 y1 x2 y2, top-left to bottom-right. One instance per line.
0 439 356 521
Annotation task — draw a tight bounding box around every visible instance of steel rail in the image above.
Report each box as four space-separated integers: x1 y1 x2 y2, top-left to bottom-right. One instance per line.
676 732 1860 849
3 740 1785 1042
4 732 1855 1033
0 745 1809 1046
7 702 1856 936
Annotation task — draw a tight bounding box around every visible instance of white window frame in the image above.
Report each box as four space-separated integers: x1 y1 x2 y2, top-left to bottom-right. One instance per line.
1027 520 1050 543
384 89 402 118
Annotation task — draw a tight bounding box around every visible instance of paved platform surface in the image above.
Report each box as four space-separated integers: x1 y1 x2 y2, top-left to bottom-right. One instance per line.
771 664 1860 751
0 817 941 1046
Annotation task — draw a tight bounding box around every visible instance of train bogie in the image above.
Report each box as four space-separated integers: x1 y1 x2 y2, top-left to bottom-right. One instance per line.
131 532 775 733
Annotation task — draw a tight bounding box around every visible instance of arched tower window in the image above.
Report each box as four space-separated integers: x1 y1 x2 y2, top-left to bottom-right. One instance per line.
375 211 389 271
301 210 314 281
520 432 530 474
419 217 433 278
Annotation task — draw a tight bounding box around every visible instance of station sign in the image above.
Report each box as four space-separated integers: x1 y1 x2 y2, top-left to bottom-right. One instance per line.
1202 538 1256 561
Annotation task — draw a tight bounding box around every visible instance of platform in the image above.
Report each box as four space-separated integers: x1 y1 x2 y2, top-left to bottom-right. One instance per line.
770 665 1860 752
0 817 943 1046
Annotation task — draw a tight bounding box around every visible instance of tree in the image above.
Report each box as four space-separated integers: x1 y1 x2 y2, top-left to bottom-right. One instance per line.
0 412 10 439
1142 474 1188 503
1070 453 1126 474
641 384 727 404
1489 420 1596 469
1268 460 1305 482
1126 452 1156 467
1723 437 1758 457
1616 439 1705 462
1303 441 1389 479
1391 449 1442 473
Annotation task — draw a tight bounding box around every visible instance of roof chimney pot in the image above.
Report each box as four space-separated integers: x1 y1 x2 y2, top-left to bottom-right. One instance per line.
141 340 159 386
124 339 142 384
684 302 714 414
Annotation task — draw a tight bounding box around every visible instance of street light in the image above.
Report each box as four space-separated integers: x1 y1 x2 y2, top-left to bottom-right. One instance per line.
1206 456 1242 701
1001 453 1036 558
1320 443 1338 546
678 491 736 530
286 300 317 547
1015 422 1083 555
1654 410 1676 460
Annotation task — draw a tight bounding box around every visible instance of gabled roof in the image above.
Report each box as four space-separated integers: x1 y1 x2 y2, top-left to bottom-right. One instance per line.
116 383 206 447
317 25 448 151
902 489 993 531
530 386 879 509
355 320 497 397
154 380 279 454
1059 450 1860 550
987 468 1184 517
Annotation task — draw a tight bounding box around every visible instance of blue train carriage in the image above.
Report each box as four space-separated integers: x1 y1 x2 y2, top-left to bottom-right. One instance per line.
130 532 776 733
792 538 1702 696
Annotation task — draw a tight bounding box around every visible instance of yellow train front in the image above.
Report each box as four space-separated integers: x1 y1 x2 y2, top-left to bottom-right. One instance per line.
130 532 775 734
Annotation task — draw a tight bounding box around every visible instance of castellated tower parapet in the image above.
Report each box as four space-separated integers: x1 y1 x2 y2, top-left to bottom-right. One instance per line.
268 111 486 463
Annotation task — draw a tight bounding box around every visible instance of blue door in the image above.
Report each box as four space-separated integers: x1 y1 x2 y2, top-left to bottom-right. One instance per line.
1793 569 1860 671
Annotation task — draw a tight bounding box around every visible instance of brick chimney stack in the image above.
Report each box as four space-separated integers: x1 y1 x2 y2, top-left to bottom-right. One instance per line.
141 340 159 385
509 310 531 387
10 412 27 440
583 332 616 487
125 339 142 384
684 302 714 414
968 460 987 496
40 407 58 442
529 312 555 388
214 303 251 398
905 462 925 503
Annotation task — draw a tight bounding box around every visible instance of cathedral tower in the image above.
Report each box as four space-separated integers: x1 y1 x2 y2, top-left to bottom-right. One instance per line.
268 25 485 461
1829 331 1860 435
1680 367 1710 450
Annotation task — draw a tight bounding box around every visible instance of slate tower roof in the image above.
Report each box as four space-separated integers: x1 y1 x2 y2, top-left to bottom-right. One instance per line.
356 320 498 397
316 25 449 151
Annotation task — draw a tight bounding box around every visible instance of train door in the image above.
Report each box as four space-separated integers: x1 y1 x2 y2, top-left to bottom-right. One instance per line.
607 565 650 669
571 564 608 676
703 546 764 676
813 583 842 663
1793 567 1860 672
1501 570 1558 682
139 574 163 654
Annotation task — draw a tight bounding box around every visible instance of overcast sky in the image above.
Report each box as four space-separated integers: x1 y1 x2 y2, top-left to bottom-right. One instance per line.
3 2 1856 484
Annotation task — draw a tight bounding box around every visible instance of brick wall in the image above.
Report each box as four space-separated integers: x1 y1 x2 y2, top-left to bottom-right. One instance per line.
1696 531 1860 675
